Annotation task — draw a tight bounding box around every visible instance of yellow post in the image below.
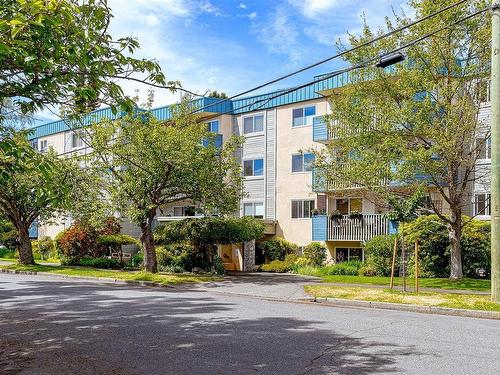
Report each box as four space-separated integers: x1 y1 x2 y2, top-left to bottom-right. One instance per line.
390 236 398 289
414 241 419 293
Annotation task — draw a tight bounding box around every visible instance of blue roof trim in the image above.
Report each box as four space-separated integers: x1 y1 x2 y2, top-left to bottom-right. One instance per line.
29 71 354 139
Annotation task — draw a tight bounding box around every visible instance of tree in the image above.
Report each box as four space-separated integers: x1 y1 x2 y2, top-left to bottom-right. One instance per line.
0 132 81 264
207 91 228 99
314 0 491 279
0 0 178 116
89 99 244 273
155 217 265 272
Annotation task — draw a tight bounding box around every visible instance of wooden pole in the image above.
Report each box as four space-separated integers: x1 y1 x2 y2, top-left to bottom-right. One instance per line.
390 236 398 289
414 241 419 293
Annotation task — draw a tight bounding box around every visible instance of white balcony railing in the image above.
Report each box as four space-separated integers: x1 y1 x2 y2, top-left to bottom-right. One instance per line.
328 214 389 241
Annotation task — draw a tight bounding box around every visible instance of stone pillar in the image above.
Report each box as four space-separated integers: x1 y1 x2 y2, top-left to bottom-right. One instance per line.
242 240 256 272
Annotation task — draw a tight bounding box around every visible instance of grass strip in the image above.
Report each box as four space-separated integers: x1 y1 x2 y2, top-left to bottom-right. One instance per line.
1 264 221 286
304 285 500 312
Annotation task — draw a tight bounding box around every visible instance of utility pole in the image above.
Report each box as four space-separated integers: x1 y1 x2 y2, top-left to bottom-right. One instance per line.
491 1 500 303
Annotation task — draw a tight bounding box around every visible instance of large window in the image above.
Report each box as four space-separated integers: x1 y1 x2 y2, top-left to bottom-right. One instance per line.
243 114 264 134
243 202 264 219
206 120 219 133
292 106 315 127
476 137 491 159
173 206 196 217
39 139 48 153
336 248 363 263
291 200 315 218
335 198 363 215
474 193 491 216
292 153 315 172
243 159 264 177
72 133 84 149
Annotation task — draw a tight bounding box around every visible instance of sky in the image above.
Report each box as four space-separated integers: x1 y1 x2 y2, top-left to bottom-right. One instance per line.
34 0 409 125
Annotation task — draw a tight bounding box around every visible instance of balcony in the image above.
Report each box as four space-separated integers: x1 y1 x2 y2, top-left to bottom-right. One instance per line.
312 167 389 192
312 214 395 242
312 115 367 143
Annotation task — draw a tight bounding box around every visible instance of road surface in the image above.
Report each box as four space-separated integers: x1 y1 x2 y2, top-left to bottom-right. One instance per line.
0 273 499 374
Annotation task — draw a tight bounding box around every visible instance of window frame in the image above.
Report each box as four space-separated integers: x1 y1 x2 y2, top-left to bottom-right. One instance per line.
242 113 265 135
291 199 315 219
243 158 264 178
206 120 220 133
291 153 315 173
335 247 364 263
39 139 48 153
291 105 316 128
335 197 363 215
474 193 491 216
243 202 264 219
71 133 84 149
476 136 491 160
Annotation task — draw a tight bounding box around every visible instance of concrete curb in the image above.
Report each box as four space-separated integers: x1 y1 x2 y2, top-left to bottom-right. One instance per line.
310 297 500 320
0 268 174 289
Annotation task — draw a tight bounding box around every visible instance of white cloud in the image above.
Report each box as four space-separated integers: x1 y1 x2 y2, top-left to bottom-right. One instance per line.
199 1 223 16
238 3 247 10
251 7 302 66
248 11 257 20
288 0 339 19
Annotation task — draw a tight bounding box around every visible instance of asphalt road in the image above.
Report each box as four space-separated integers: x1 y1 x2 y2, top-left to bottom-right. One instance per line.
0 273 499 375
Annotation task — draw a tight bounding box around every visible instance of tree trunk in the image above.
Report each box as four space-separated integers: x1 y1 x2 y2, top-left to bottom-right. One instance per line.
140 219 157 273
17 224 35 265
448 210 463 280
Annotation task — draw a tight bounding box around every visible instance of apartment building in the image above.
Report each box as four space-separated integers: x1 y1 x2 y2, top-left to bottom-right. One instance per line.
27 73 492 269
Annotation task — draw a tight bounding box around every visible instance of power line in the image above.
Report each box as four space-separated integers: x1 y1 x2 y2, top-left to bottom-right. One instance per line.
192 0 471 114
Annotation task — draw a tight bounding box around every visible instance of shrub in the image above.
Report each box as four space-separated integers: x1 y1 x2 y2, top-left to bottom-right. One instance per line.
0 248 16 259
363 234 399 276
294 256 313 267
257 237 299 261
55 219 122 265
79 257 120 269
155 243 194 272
212 254 226 275
303 242 327 266
32 236 56 260
159 264 185 273
402 215 491 278
261 254 299 273
325 261 362 276
128 252 143 268
358 265 377 276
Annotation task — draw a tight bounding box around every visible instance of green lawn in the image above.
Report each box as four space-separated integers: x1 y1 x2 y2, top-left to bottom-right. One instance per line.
1 264 221 285
304 285 500 312
317 275 490 291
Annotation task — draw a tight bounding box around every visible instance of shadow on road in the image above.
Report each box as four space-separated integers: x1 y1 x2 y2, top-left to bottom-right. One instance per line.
0 278 426 375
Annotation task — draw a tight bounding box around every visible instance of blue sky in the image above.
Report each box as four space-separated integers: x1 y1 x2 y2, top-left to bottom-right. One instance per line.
35 0 408 125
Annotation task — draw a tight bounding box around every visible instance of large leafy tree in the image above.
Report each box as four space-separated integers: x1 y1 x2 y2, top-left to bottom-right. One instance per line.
0 0 177 115
315 0 491 279
0 131 83 264
89 100 244 273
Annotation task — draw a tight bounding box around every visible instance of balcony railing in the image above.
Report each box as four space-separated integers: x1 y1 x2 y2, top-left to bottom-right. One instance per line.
312 167 389 192
328 214 389 241
312 115 378 143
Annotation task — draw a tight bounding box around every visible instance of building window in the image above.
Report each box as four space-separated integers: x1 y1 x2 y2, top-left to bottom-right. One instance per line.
243 202 264 219
207 120 219 133
336 248 363 263
474 193 491 216
292 105 315 127
335 198 363 215
292 153 315 173
432 199 443 214
39 140 48 153
72 133 84 149
243 114 264 134
173 206 196 217
243 159 264 177
476 137 491 159
291 200 315 218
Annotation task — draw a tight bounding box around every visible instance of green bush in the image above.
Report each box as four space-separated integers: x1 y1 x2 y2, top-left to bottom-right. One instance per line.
212 254 226 275
363 234 399 276
79 257 120 269
402 215 491 278
128 252 143 268
155 243 194 272
261 254 299 273
324 261 362 276
158 264 185 273
303 242 327 266
0 248 16 259
257 237 299 261
358 265 377 276
32 236 56 260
